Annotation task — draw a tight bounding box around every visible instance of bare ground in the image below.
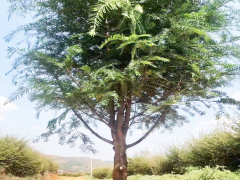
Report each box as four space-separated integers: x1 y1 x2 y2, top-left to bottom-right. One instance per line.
58 177 88 180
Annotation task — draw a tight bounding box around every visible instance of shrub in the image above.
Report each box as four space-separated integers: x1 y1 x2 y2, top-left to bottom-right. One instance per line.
184 166 240 180
101 167 240 180
158 146 186 175
0 135 58 177
180 129 240 172
127 150 182 175
92 167 112 179
158 117 240 174
38 155 58 174
128 151 154 175
46 158 59 173
0 136 41 176
128 117 240 175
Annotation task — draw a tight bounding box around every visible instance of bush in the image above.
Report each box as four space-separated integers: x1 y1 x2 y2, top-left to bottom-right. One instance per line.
128 151 154 175
127 117 240 175
0 135 58 177
157 117 240 174
92 167 112 179
158 146 186 175
180 129 240 172
127 150 181 176
101 167 240 180
184 166 240 180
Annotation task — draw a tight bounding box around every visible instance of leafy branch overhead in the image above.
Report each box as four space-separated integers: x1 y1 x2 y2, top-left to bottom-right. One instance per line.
6 0 240 154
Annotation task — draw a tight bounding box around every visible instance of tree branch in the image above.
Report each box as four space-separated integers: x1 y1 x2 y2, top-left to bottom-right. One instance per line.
87 106 113 129
123 97 131 136
90 106 109 122
129 91 172 121
65 68 110 127
126 106 170 149
80 110 115 131
81 110 104 121
65 68 79 86
129 109 148 121
63 70 114 132
72 109 113 145
116 96 125 138
109 98 117 142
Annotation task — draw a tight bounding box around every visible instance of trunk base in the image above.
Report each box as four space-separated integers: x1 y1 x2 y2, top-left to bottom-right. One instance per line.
113 169 127 180
113 143 128 180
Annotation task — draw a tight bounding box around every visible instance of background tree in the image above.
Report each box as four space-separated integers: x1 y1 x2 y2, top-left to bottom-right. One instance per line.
5 0 240 179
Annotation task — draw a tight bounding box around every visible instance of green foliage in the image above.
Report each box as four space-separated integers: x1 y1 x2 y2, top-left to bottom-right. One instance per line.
128 157 152 175
0 135 58 177
5 0 240 154
128 151 162 175
101 167 240 180
128 117 240 175
92 166 113 179
179 129 240 172
127 149 184 175
101 174 182 180
158 146 185 175
183 166 240 180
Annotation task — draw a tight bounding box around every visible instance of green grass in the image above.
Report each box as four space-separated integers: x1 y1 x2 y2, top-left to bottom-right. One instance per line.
84 167 240 180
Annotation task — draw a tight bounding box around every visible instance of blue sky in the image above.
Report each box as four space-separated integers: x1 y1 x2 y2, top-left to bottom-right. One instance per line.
1 0 240 162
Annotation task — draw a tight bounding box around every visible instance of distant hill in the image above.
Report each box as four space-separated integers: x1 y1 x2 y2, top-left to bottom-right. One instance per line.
44 154 113 173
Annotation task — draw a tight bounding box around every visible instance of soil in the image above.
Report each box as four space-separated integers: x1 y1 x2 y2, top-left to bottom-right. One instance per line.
58 177 88 180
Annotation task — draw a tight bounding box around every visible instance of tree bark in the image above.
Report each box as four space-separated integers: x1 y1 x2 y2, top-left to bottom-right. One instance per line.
113 138 128 180
110 96 130 180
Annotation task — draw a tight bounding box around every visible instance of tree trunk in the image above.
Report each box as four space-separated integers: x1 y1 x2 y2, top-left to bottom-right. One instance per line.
109 95 131 180
113 139 128 180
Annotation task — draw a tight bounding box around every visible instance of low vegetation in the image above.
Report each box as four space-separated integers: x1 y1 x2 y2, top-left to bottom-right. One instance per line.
128 150 164 175
2 117 240 180
82 117 240 180
0 167 58 180
127 117 240 175
0 135 58 178
93 166 240 180
92 167 113 179
59 172 86 177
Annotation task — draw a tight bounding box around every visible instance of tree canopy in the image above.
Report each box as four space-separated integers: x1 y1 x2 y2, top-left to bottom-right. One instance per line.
5 0 240 179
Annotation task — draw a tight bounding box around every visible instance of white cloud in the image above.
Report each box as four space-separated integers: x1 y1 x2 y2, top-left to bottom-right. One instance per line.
0 115 7 121
231 91 240 101
0 96 19 112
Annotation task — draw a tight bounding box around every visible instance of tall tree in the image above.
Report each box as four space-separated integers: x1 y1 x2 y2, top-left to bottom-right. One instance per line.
5 0 240 179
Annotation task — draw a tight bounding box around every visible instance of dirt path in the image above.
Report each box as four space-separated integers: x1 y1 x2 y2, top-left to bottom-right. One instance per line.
58 177 88 180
